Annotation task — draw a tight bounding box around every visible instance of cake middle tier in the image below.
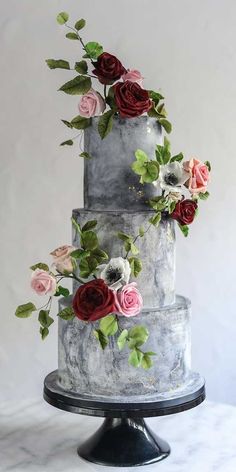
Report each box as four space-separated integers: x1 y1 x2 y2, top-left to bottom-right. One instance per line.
72 209 176 308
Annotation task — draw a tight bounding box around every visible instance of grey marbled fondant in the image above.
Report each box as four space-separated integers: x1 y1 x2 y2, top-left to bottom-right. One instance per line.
58 295 191 399
84 116 162 211
72 209 176 308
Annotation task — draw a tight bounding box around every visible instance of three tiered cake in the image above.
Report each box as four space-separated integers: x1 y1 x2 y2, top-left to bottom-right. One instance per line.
58 117 193 401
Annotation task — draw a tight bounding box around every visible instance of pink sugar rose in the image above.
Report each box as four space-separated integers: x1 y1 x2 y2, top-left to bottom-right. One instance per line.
78 88 106 118
31 269 57 296
115 283 143 317
184 158 210 195
50 245 75 274
122 69 144 87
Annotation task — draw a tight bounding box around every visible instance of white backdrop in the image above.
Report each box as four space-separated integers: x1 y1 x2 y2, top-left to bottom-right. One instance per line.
1 0 236 405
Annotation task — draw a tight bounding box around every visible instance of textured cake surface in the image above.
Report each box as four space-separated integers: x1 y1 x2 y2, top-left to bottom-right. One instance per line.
58 296 191 399
84 116 162 211
72 209 176 308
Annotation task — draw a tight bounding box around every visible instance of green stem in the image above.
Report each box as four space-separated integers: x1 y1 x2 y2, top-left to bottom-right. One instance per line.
124 224 152 260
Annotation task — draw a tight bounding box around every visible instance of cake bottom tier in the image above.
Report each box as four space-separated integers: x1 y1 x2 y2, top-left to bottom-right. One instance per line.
58 295 191 399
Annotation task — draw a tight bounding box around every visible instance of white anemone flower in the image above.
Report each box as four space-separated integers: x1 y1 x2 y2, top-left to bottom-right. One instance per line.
159 162 189 193
98 257 131 291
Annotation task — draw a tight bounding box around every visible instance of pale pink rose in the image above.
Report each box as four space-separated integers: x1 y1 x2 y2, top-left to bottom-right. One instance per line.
78 88 106 118
50 245 75 274
115 282 143 317
184 158 210 195
122 69 144 87
31 269 57 296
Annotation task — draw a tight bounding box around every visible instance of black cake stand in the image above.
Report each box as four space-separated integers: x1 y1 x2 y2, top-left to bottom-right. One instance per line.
44 370 205 467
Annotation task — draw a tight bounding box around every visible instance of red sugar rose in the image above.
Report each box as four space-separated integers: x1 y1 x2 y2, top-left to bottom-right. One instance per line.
114 81 152 118
73 279 116 322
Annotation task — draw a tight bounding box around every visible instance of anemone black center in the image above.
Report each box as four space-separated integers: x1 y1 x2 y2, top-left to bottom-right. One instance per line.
164 173 179 186
106 267 122 283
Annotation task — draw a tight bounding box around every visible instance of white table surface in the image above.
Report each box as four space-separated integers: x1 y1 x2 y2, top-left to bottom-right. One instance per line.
0 398 236 472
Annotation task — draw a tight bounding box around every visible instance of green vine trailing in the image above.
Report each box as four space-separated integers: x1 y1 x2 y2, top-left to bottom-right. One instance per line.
46 11 171 153
15 218 156 370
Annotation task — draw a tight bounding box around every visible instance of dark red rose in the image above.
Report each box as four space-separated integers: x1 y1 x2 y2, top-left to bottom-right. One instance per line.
171 199 198 225
92 52 126 85
73 279 116 322
114 81 152 118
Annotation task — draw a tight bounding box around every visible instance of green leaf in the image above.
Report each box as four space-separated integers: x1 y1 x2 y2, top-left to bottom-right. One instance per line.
142 161 159 183
100 314 118 336
139 226 145 237
79 152 92 159
38 310 54 328
92 248 109 262
15 302 36 319
130 243 139 256
60 139 73 146
61 119 73 129
158 118 172 134
170 153 184 163
59 75 91 95
56 12 69 25
168 200 177 214
46 59 70 70
79 258 90 278
71 217 82 235
117 232 132 242
178 224 189 237
149 196 167 211
40 326 49 340
129 348 144 368
75 60 88 75
70 249 90 259
134 149 149 164
71 115 91 129
199 191 210 200
157 103 167 117
75 19 86 31
131 160 147 176
117 329 129 350
57 306 75 320
30 262 49 271
84 42 103 59
98 110 114 139
55 286 70 297
128 257 142 277
149 212 162 226
66 32 79 40
128 326 149 349
81 231 98 251
147 106 159 118
94 329 108 350
205 161 211 172
141 354 154 370
86 256 99 273
82 220 97 232
148 90 164 103
155 143 171 166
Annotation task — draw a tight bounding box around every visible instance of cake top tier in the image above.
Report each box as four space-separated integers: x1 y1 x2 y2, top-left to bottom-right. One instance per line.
84 116 162 211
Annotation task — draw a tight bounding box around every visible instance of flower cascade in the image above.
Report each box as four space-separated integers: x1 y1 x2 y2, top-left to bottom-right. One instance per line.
46 11 171 154
131 137 211 236
15 219 155 370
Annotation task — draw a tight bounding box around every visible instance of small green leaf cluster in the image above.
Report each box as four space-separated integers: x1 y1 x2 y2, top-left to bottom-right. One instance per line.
148 91 172 134
131 149 159 184
71 218 108 278
94 316 156 370
38 310 54 340
57 305 75 321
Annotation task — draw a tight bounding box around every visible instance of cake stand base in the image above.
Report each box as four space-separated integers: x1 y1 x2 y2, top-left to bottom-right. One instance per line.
78 417 170 467
44 370 205 467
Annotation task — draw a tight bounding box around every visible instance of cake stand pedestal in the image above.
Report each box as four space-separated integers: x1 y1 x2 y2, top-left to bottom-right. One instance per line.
44 370 205 467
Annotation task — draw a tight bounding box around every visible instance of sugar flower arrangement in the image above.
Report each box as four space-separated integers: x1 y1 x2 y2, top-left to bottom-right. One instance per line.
46 11 171 149
46 12 211 236
15 219 155 370
132 137 211 236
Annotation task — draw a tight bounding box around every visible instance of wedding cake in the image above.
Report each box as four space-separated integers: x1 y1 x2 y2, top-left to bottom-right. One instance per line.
15 11 211 403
